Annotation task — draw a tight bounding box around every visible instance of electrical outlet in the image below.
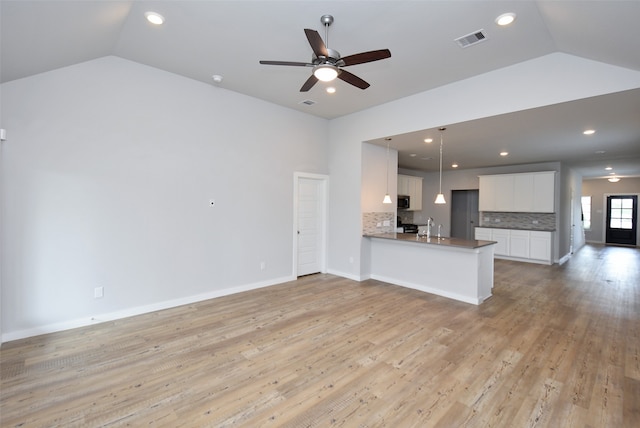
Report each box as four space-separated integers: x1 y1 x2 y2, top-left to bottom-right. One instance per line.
94 286 104 299
260 261 266 271
383 220 390 226
532 220 539 224
494 218 501 223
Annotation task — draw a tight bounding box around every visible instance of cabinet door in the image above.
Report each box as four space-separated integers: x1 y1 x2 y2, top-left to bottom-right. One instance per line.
494 175 515 212
409 176 423 211
479 176 497 211
533 172 555 213
513 174 534 212
492 229 510 256
530 231 552 261
509 230 530 258
475 227 492 241
397 175 409 196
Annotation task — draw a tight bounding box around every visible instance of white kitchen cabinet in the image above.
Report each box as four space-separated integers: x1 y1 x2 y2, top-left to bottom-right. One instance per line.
491 229 510 256
529 231 552 262
494 175 515 212
398 174 423 211
474 228 492 241
478 176 497 212
475 227 553 265
532 172 555 213
513 174 534 212
479 171 555 213
509 230 530 259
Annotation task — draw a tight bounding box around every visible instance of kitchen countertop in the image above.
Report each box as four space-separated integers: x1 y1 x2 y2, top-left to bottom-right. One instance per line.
364 233 496 249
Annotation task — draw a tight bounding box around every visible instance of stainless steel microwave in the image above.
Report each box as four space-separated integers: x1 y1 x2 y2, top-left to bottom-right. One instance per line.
398 195 410 209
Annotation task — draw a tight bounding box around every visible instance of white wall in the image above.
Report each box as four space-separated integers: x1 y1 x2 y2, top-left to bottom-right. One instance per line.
361 143 397 214
0 57 328 341
328 53 640 278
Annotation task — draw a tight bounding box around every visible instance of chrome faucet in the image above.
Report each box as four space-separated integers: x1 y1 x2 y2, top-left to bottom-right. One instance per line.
438 224 443 239
426 217 434 238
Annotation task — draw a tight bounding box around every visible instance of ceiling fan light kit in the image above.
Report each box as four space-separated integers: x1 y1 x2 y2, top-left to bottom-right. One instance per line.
259 15 391 92
313 65 338 82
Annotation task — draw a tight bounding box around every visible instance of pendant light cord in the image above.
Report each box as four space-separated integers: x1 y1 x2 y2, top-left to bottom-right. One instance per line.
386 142 390 194
438 134 443 194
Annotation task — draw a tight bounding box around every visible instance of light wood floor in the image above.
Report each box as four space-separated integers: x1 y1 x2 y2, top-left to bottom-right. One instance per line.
1 244 639 427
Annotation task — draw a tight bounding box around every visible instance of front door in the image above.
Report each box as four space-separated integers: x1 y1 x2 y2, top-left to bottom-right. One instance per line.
605 195 637 246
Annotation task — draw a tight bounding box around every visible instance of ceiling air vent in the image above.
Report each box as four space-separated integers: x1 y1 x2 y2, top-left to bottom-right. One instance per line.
299 99 316 106
455 29 487 48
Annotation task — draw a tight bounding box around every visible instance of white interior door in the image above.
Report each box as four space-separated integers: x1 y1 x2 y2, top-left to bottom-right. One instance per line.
295 175 326 277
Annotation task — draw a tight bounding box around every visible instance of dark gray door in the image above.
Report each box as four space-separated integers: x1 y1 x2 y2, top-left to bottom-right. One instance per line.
451 190 479 240
606 195 637 246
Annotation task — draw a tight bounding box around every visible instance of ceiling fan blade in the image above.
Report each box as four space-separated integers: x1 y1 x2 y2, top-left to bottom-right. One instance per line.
259 60 312 67
304 29 329 58
300 75 319 92
338 69 370 90
340 49 391 66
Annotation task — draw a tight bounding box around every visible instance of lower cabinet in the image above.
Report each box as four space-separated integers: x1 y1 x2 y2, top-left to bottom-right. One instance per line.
529 231 552 261
475 227 553 265
509 230 530 259
491 229 510 256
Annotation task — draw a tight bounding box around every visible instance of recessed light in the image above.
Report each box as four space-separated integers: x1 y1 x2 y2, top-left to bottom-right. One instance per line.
410 154 417 157
212 74 223 84
609 172 616 175
583 129 596 135
595 150 606 154
451 163 459 168
326 87 336 94
608 177 621 183
145 11 165 25
495 13 516 26
605 166 612 170
424 138 433 143
500 151 509 157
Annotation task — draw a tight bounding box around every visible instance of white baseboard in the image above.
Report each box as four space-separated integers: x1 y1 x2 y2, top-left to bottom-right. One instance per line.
326 268 362 282
557 252 572 265
1 275 295 343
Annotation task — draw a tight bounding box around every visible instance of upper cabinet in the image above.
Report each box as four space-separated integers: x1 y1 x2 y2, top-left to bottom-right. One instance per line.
398 174 423 211
479 171 555 213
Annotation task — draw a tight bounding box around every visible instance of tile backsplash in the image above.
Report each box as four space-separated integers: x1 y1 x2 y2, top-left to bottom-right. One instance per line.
479 212 556 231
363 212 395 235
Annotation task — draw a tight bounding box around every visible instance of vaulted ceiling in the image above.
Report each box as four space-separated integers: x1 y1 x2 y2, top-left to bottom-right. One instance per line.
2 1 639 178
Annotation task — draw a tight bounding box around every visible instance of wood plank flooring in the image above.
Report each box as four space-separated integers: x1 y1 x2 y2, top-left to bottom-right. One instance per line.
1 244 639 427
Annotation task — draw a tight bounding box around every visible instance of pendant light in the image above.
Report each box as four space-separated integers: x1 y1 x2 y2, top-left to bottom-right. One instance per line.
383 140 393 204
434 127 446 204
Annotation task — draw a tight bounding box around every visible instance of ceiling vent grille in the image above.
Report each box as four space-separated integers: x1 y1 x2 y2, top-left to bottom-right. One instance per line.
455 30 487 48
299 99 316 106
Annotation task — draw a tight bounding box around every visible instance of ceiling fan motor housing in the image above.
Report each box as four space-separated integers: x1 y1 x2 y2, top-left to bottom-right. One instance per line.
313 48 341 65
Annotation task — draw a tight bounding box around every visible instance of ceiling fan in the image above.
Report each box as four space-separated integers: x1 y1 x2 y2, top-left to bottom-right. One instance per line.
259 15 391 92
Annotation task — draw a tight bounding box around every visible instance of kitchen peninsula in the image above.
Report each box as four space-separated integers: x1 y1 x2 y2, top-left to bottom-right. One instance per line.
364 233 496 305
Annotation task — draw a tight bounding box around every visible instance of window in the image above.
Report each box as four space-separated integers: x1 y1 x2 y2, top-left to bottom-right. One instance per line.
581 196 591 230
609 197 634 229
